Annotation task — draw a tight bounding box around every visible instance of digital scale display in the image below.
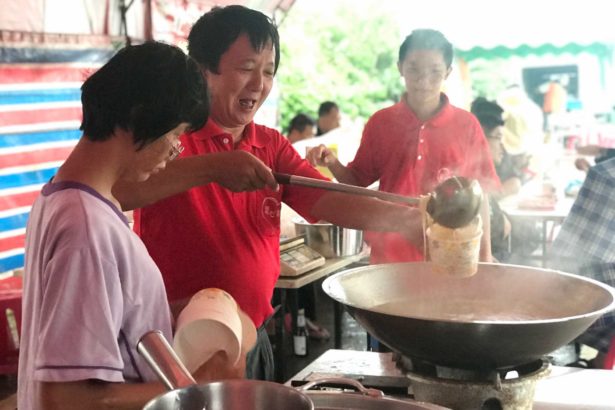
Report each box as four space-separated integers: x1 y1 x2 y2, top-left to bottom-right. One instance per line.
280 236 325 276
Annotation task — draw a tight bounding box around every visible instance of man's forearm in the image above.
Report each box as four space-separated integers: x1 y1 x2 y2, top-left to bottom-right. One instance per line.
113 155 218 211
113 150 277 211
311 192 421 233
327 160 359 186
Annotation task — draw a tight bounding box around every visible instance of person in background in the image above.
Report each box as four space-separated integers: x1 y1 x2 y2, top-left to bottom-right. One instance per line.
471 97 542 264
286 113 316 144
574 144 615 173
18 42 241 410
114 6 425 381
496 84 544 180
470 97 522 200
308 29 500 267
470 97 512 262
549 157 615 368
316 101 341 136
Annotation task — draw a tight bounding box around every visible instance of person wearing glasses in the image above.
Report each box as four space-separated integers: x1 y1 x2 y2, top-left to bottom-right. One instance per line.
114 6 425 381
18 42 242 410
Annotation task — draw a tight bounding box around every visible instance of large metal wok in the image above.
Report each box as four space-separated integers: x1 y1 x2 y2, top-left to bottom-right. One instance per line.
322 262 615 370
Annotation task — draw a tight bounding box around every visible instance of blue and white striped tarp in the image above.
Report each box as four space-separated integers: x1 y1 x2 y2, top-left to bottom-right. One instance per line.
0 30 119 273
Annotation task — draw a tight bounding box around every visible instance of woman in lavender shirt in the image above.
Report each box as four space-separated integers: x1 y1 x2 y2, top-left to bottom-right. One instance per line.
18 41 242 410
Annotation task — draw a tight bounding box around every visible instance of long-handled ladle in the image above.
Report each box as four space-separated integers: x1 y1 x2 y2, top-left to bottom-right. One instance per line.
273 173 483 229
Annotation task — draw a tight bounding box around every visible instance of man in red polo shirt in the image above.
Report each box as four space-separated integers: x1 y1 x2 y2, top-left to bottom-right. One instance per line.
115 6 424 381
308 28 500 264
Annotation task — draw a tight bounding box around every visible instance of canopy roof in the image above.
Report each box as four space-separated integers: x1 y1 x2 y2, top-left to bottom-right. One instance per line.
394 0 615 60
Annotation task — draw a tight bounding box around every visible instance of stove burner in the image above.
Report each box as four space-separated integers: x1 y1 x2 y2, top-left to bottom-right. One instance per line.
394 355 551 410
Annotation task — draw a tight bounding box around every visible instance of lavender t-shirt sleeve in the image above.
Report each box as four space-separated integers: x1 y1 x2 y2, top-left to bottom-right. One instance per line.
34 246 125 382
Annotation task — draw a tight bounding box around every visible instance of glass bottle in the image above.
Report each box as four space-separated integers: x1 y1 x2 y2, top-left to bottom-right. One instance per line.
293 308 308 357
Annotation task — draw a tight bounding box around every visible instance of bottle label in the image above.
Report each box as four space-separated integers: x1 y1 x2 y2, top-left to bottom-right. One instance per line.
293 335 307 356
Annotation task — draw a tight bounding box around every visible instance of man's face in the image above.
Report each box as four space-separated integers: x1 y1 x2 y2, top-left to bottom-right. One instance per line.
486 125 505 165
205 34 275 130
398 49 450 102
321 108 341 133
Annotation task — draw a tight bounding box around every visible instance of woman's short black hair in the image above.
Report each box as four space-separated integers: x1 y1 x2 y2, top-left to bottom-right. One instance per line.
288 113 315 134
398 29 453 67
188 5 280 74
80 41 208 149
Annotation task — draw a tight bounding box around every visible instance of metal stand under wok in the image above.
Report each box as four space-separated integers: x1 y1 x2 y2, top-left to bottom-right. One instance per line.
288 350 615 410
395 354 551 410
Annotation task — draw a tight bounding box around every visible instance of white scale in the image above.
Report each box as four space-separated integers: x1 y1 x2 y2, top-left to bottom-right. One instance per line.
279 235 326 277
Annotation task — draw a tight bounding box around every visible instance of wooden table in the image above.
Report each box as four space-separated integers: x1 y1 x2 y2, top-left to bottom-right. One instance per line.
273 255 365 381
499 196 574 267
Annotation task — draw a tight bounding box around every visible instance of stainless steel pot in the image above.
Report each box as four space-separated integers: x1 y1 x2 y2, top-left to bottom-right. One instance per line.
144 380 314 410
293 217 363 258
298 378 449 410
322 262 615 370
138 330 313 410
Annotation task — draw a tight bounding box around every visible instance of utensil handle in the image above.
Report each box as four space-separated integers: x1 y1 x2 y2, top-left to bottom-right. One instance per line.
137 330 196 390
299 377 384 398
274 172 419 205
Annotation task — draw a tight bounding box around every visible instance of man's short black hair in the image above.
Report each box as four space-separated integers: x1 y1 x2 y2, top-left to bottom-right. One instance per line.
471 97 505 133
188 5 280 74
288 113 315 134
318 101 338 118
398 29 453 68
80 41 208 149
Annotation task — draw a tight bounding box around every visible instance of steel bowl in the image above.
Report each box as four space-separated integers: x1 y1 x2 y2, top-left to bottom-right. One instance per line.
293 217 363 258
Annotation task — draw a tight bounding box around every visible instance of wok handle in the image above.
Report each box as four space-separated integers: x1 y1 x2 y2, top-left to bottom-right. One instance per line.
298 377 384 398
137 330 196 390
273 172 419 205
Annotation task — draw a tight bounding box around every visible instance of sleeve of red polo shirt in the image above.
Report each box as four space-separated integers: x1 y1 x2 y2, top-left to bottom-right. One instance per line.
274 135 330 223
463 116 502 193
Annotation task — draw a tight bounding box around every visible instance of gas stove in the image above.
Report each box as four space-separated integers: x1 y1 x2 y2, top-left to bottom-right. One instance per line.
288 349 615 409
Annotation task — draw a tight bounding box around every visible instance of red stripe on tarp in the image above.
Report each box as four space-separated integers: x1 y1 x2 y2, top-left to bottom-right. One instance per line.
0 146 73 169
0 106 82 126
0 64 98 84
0 190 40 212
0 234 25 254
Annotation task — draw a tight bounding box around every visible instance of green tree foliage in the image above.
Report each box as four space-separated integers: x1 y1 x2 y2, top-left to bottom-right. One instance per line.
276 0 403 133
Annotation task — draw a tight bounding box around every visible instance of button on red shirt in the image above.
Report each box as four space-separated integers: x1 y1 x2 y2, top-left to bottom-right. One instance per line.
347 94 500 264
134 119 327 327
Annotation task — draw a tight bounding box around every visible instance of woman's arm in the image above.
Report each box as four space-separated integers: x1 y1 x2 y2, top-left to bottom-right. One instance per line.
39 380 165 410
39 350 244 410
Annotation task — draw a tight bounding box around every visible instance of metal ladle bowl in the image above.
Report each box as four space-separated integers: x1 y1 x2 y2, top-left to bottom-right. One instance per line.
426 176 483 228
274 173 483 229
